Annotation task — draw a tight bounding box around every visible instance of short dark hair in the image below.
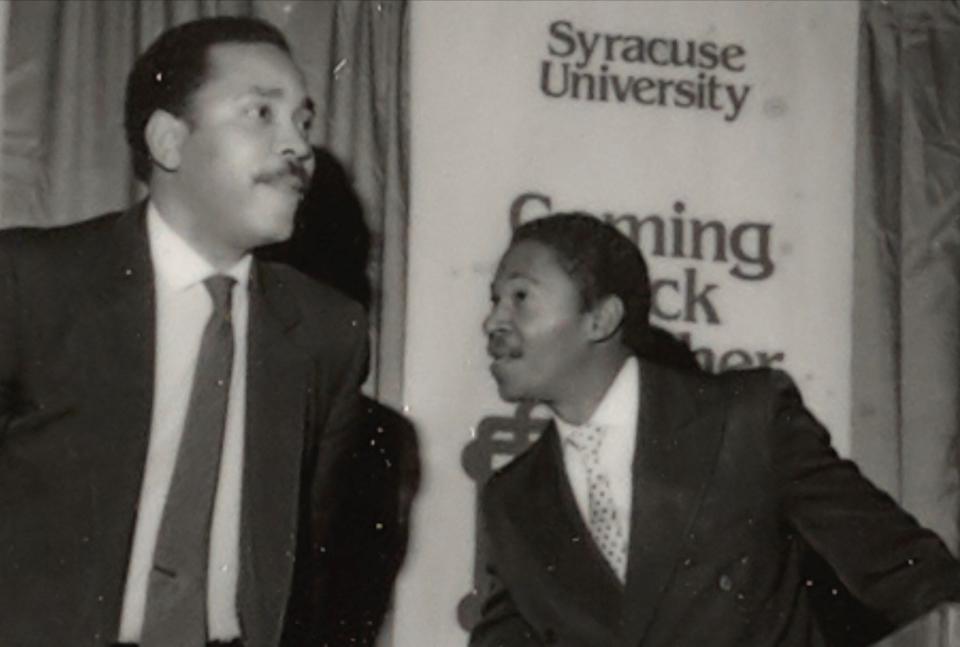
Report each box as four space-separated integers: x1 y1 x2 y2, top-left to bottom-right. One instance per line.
511 212 652 349
124 16 291 182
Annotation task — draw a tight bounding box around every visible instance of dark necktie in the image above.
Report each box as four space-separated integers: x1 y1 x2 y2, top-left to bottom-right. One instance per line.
141 275 236 647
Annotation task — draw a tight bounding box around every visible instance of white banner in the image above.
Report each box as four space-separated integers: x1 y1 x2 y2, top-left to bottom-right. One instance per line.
396 1 858 644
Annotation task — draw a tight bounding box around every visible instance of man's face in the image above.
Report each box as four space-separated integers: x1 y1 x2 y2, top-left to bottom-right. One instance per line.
170 42 316 259
484 240 594 405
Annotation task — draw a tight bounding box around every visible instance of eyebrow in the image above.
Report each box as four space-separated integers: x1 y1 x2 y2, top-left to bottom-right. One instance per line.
493 272 537 286
248 86 316 114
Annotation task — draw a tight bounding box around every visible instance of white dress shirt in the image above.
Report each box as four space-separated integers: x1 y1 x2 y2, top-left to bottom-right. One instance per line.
118 204 249 642
554 357 640 551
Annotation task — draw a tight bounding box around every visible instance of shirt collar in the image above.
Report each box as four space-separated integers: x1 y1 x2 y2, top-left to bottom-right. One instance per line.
555 356 639 440
147 201 252 292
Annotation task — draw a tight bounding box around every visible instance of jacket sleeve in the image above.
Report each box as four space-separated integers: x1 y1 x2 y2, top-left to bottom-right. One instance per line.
470 564 545 647
469 486 545 647
285 304 372 646
0 234 20 437
770 370 960 627
316 303 369 462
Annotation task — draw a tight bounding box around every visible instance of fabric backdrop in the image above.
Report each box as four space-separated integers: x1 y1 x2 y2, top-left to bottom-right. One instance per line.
854 2 960 644
853 0 960 555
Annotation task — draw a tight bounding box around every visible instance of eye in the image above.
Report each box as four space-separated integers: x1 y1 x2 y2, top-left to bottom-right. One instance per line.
512 288 528 303
245 103 273 122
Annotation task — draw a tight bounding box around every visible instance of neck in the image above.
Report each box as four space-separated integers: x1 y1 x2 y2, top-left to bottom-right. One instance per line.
549 344 632 425
150 184 244 271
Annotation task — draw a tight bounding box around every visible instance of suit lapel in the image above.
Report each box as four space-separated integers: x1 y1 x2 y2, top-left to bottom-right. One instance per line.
238 261 308 647
618 360 727 646
506 426 624 638
548 423 626 592
72 205 155 449
70 204 158 637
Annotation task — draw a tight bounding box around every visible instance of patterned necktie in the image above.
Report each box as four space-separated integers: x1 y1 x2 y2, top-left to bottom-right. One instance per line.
141 275 236 647
567 423 628 582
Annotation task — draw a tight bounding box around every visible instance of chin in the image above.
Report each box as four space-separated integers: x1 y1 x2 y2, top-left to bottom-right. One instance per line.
495 380 527 404
255 188 299 217
267 221 296 244
251 210 296 244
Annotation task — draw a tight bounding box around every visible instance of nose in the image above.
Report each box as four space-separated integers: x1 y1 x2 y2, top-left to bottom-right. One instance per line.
278 120 313 166
483 300 507 336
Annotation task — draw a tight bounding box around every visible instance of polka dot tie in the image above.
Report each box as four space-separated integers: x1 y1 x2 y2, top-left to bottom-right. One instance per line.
567 423 628 582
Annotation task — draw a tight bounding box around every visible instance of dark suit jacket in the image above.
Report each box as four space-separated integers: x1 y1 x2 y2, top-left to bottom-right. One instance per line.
471 359 960 647
0 205 368 647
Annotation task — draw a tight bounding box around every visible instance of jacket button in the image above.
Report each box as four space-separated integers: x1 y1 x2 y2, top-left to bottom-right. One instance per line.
543 628 557 644
718 574 733 591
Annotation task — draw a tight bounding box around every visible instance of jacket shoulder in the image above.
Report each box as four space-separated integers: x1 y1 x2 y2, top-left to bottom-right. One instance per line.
677 364 798 408
255 260 369 380
260 260 367 329
481 427 555 510
0 210 131 261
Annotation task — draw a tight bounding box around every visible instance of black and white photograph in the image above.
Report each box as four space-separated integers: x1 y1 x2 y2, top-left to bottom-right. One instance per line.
1 1 959 646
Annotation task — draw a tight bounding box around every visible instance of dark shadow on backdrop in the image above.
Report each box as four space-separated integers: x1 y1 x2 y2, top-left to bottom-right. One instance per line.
313 398 421 646
632 325 702 372
259 148 420 645
258 146 373 309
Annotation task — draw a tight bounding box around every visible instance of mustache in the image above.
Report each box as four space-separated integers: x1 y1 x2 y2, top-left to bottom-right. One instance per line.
253 160 311 189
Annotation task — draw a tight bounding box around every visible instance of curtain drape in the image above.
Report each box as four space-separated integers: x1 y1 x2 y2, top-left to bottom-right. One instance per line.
0 0 408 404
853 1 960 644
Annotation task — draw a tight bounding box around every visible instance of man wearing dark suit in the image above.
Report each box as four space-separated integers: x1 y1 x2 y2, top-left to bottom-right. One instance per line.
472 213 960 646
0 17 368 647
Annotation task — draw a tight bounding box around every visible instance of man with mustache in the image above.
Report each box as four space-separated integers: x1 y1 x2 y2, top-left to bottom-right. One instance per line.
0 17 368 647
472 213 960 646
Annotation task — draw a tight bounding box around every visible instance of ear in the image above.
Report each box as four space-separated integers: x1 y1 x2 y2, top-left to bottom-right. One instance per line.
144 109 188 173
586 295 625 343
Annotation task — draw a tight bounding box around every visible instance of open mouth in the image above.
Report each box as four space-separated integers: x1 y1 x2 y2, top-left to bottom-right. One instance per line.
487 338 523 369
490 357 511 371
